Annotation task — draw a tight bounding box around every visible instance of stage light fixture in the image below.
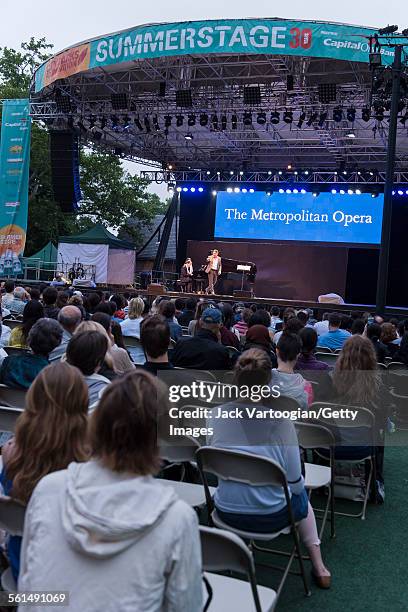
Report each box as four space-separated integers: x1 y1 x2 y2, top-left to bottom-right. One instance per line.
304 170 309 175
400 112 408 125
340 189 345 195
297 111 306 128
188 114 196 127
378 25 398 35
356 189 362 195
164 115 172 128
231 114 238 129
198 187 204 192
123 115 131 128
176 115 184 127
190 187 196 192
182 187 188 192
227 187 233 193
287 164 292 170
283 110 293 124
243 112 253 126
318 111 328 127
55 88 73 113
333 107 343 122
221 115 228 130
212 190 217 196
293 188 299 194
234 188 240 193
88 115 96 129
362 108 371 122
300 189 307 194
241 188 248 193
266 192 271 196
144 116 151 133
134 116 143 131
257 112 267 125
184 133 193 140
211 114 219 129
375 106 385 121
93 129 103 142
199 113 209 127
270 111 280 125
206 170 211 175
249 189 255 193
346 107 356 122
348 189 354 194
286 189 292 194
176 187 182 192
398 190 404 195
239 171 244 176
313 193 318 197
307 112 318 126
331 189 337 194
279 189 284 193
347 131 356 138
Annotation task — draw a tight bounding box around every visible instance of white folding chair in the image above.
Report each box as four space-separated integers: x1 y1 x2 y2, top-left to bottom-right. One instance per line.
0 496 26 592
314 352 338 366
196 447 310 603
200 526 277 612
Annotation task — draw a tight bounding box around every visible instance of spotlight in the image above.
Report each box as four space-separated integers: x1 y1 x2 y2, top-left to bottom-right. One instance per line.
307 112 318 126
111 115 119 128
293 189 299 194
198 187 204 193
279 189 284 194
375 106 385 121
333 107 343 122
221 115 228 130
211 114 219 129
283 110 293 124
331 189 337 194
212 190 217 196
318 111 328 127
89 115 96 129
234 188 240 193
187 114 196 127
348 189 354 194
300 189 307 194
176 115 184 127
297 111 306 128
287 164 292 170
270 111 280 125
249 189 255 193
184 133 193 141
164 115 172 128
398 190 403 195
242 188 248 193
176 187 182 192
231 114 238 129
356 189 362 195
340 189 345 195
227 187 233 193
346 107 356 122
152 115 160 131
286 189 292 194
190 187 196 192
362 108 371 122
347 132 356 138
243 112 253 126
200 113 209 127
257 112 267 125
378 25 398 35
122 115 131 128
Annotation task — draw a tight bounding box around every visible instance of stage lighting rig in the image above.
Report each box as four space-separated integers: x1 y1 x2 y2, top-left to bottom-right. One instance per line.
144 116 151 133
362 108 371 122
221 115 228 130
231 114 238 130
307 112 318 126
100 117 107 130
283 110 293 124
188 114 196 127
176 115 184 127
333 107 343 123
270 111 280 125
243 112 253 126
164 115 172 128
297 111 306 128
257 112 267 125
318 111 328 127
152 116 160 131
184 133 193 141
200 113 209 127
110 115 119 128
346 107 356 122
211 114 219 129
244 85 262 105
378 25 399 35
111 93 129 110
123 115 131 128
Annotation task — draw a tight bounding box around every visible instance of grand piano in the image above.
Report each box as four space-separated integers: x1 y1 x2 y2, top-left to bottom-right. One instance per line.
193 257 257 296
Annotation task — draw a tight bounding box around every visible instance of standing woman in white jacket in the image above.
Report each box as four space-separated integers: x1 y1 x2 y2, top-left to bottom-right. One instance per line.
18 370 203 612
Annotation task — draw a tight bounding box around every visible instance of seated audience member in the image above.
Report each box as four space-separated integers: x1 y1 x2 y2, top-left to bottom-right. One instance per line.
188 300 211 336
0 319 63 389
218 303 240 349
75 321 117 381
56 291 69 309
380 322 399 359
340 315 353 334
2 280 16 310
49 305 83 362
330 335 390 500
296 327 330 372
269 305 283 331
110 294 127 321
273 333 312 410
158 300 182 343
248 309 271 331
67 294 86 320
66 330 111 409
95 301 119 318
28 287 41 302
316 313 351 350
177 297 197 327
85 292 102 316
366 323 387 364
0 323 8 366
92 313 134 375
140 315 174 375
389 318 401 345
243 324 277 367
0 362 88 582
120 297 144 338
210 349 330 588
9 301 44 349
394 332 408 365
172 308 231 370
232 307 251 338
174 298 185 320
18 370 203 611
351 318 366 336
8 287 27 317
273 315 304 346
42 287 60 320
296 311 309 327
314 312 330 336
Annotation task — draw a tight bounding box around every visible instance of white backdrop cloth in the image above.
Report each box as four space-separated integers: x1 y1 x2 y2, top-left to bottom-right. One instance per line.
58 243 109 284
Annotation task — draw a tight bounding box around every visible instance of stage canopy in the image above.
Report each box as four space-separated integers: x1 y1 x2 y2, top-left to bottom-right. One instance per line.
29 18 408 173
58 224 135 285
24 241 58 272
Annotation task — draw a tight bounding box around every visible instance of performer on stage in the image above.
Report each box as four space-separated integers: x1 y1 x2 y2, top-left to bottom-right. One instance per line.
180 257 194 293
205 249 222 295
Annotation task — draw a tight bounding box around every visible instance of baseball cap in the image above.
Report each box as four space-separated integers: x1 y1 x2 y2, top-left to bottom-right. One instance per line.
201 307 222 324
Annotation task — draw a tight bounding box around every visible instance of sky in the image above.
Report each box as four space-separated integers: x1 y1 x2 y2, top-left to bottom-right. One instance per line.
2 0 407 199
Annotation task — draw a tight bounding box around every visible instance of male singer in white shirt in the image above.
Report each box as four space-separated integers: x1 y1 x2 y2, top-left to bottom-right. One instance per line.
205 249 222 295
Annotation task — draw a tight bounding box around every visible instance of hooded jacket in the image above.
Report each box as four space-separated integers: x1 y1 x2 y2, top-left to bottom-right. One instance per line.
18 461 203 612
272 369 310 410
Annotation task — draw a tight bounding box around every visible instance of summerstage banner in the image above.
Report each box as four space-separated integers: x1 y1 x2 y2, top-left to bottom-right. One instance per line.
34 18 395 92
0 99 31 274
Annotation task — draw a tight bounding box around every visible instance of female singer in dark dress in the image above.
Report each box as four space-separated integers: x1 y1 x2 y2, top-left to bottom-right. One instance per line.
180 258 194 293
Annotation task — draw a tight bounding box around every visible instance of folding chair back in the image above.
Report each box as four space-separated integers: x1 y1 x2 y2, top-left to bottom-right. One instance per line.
3 320 22 331
0 496 26 536
315 352 338 366
159 435 199 463
0 385 26 409
123 336 142 347
311 402 375 430
295 421 335 449
315 346 333 354
387 361 406 371
0 405 23 433
3 347 30 357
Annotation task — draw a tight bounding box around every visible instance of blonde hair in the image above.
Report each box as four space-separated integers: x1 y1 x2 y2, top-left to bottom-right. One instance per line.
74 321 114 370
6 362 89 503
128 297 144 320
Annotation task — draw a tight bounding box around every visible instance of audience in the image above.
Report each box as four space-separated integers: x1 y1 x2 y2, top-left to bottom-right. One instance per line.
2 280 16 310
269 305 283 331
351 318 366 336
187 300 211 336
18 370 203 611
66 330 111 409
49 305 82 362
8 301 44 349
232 307 251 338
56 291 69 309
366 323 387 364
316 313 351 350
120 297 144 339
273 333 312 410
296 327 330 372
110 293 127 321
140 315 173 375
380 322 399 358
172 308 231 370
314 312 330 336
273 315 304 345
0 362 89 582
0 319 63 389
177 297 197 327
210 349 331 588
243 324 277 367
158 300 182 342
91 313 134 375
42 287 60 320
218 303 240 349
8 287 27 317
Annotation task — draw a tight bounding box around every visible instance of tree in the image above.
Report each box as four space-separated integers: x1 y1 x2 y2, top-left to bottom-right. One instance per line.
0 39 168 255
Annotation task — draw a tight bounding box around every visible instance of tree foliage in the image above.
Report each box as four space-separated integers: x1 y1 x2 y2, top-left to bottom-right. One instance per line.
0 39 167 255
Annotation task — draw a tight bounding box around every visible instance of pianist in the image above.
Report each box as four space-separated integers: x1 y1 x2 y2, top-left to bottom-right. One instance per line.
205 249 222 295
180 257 194 293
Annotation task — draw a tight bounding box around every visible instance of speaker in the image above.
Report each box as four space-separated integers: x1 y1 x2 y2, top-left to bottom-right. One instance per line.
50 131 81 212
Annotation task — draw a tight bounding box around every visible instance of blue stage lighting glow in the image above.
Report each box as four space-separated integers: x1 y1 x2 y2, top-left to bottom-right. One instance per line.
234 188 240 193
182 187 188 192
286 189 292 194
198 187 204 192
279 189 285 194
190 187 196 192
331 189 337 194
249 188 255 193
340 189 345 195
227 187 233 193
241 188 248 193
293 188 299 194
398 190 403 195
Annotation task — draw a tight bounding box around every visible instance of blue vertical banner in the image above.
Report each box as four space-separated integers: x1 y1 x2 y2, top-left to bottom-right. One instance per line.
0 99 31 275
